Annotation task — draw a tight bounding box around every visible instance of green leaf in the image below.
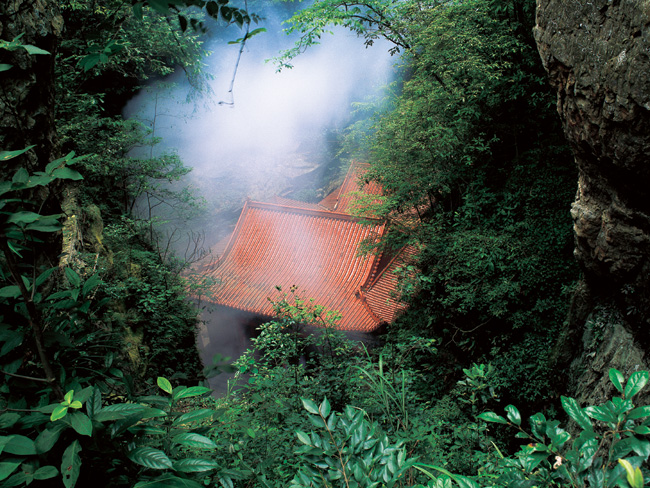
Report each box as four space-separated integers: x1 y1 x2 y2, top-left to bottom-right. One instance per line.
34 466 58 480
0 461 20 481
625 371 649 399
61 440 81 488
0 146 34 161
64 390 75 404
172 433 217 449
12 168 29 185
301 398 319 415
477 412 508 424
618 459 644 488
0 413 20 429
35 423 67 454
6 211 41 225
81 273 101 297
561 396 592 431
172 409 215 426
628 406 650 420
64 269 81 289
296 431 311 445
320 397 331 418
634 425 650 435
51 405 68 421
69 412 92 436
92 403 146 422
51 167 83 181
610 369 625 393
4 435 36 455
172 386 211 400
584 405 617 423
0 436 12 455
0 64 13 71
86 387 102 419
157 377 173 394
128 447 173 470
34 267 56 289
172 458 220 473
134 474 204 488
0 286 20 299
22 44 50 55
505 405 521 426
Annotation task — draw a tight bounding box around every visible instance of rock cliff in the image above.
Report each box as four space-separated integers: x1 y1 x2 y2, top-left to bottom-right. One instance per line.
535 0 650 402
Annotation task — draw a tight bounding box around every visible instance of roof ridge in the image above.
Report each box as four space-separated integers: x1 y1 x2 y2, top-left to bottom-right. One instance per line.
247 200 384 223
208 199 251 270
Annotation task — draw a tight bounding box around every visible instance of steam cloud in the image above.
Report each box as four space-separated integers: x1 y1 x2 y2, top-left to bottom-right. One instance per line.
122 8 396 392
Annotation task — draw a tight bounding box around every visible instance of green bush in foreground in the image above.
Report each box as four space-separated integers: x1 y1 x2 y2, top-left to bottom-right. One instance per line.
417 368 650 488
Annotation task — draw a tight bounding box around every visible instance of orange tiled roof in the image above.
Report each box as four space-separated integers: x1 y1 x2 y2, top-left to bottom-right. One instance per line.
270 195 324 211
199 162 416 332
318 162 383 214
203 201 386 331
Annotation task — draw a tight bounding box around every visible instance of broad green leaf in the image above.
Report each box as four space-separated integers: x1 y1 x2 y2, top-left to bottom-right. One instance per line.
64 269 81 289
584 405 617 423
0 413 20 429
34 267 56 289
128 425 166 436
173 408 215 426
320 397 331 418
35 423 67 454
628 406 650 420
0 461 20 481
12 168 28 185
128 447 173 470
61 440 81 488
172 458 220 472
22 44 50 55
86 387 102 419
70 412 92 436
561 396 592 431
634 425 650 435
301 398 319 415
0 286 21 299
172 433 217 449
505 405 521 426
64 390 74 404
51 406 69 421
6 211 41 225
133 474 204 488
477 412 508 424
0 146 34 161
296 431 311 445
51 167 83 181
81 273 101 297
618 459 644 488
0 64 11 72
157 377 173 394
625 371 649 399
173 386 211 400
4 435 36 455
610 369 625 393
34 466 58 480
0 328 23 357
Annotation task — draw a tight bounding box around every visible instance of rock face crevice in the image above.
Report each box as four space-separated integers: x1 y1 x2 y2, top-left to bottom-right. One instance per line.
535 0 650 398
0 0 62 173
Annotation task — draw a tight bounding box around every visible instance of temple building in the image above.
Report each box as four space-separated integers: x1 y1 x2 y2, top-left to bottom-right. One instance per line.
197 162 416 333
